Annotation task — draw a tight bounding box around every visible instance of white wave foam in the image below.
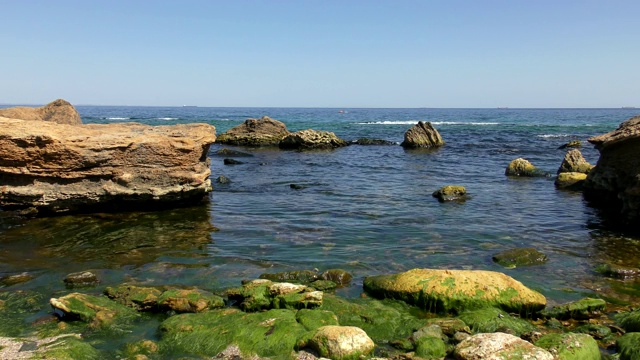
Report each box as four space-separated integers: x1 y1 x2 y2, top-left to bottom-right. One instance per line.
537 134 572 138
356 121 418 125
157 117 178 120
357 120 499 126
105 117 130 120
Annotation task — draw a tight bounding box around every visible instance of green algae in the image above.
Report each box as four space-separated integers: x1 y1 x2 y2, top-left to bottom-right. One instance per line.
49 293 140 332
39 337 103 360
259 270 319 284
295 309 339 331
104 284 163 311
615 309 640 332
541 298 606 320
617 332 640 360
320 294 425 343
414 335 447 359
156 288 225 313
159 308 307 358
492 247 548 268
0 290 45 337
457 307 536 336
535 333 601 360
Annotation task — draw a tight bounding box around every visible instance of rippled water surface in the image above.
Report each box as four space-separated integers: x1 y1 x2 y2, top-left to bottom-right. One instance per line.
2 107 640 316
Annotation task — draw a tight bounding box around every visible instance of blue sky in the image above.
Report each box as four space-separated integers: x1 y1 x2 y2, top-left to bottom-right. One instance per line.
2 1 638 108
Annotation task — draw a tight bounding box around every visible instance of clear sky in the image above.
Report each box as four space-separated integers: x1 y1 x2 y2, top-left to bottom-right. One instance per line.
2 0 638 108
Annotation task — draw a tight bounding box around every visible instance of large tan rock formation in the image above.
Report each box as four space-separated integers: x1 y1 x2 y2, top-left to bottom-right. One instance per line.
0 99 82 125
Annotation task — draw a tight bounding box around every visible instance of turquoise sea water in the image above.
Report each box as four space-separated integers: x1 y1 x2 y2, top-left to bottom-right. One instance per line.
2 106 640 340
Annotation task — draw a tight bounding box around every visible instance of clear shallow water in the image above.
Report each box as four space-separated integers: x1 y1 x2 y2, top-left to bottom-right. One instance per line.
2 107 640 314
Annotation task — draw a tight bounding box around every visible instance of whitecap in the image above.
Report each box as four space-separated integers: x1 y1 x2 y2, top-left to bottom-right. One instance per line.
536 134 572 138
157 117 178 120
105 117 130 120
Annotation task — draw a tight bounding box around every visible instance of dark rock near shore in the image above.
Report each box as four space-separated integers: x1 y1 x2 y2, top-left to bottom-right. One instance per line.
290 184 306 190
320 269 353 286
223 158 244 165
401 121 445 148
595 263 640 279
0 272 35 287
216 116 289 146
584 115 640 224
558 140 582 149
432 185 467 202
214 148 254 157
0 119 216 216
0 99 82 125
492 248 548 268
216 175 232 184
557 148 593 174
63 271 99 288
279 129 348 150
350 138 396 146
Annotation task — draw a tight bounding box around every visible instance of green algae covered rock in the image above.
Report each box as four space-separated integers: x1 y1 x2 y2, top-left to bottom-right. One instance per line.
320 269 353 286
432 185 467 202
157 288 225 313
617 332 640 360
363 268 546 316
308 325 375 360
424 317 471 336
541 298 606 320
555 172 588 189
296 309 339 331
492 247 548 268
309 280 338 291
121 339 159 359
159 308 307 358
259 270 319 284
227 279 322 312
415 335 447 359
457 307 536 336
0 290 45 337
39 336 103 359
321 293 426 343
104 284 163 311
455 332 553 360
505 158 544 177
616 309 640 332
534 333 600 360
49 292 139 330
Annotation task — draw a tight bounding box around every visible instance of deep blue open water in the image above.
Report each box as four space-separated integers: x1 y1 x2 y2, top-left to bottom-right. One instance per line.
2 106 640 310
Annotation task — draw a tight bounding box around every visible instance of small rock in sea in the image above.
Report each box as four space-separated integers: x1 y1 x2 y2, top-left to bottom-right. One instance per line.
0 272 35 286
290 184 306 190
223 158 244 165
320 269 353 286
557 149 593 174
505 158 544 177
214 148 254 157
216 175 232 184
432 185 467 202
557 140 582 149
401 121 445 148
279 129 348 150
216 116 290 146
350 138 396 146
555 172 588 190
63 271 99 288
492 247 548 268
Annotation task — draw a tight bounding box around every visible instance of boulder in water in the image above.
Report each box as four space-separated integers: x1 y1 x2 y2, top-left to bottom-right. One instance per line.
432 185 467 202
455 332 553 360
401 121 445 148
307 326 375 360
492 247 548 268
0 99 82 125
555 172 588 189
505 158 543 177
216 116 289 146
279 129 348 150
557 148 593 174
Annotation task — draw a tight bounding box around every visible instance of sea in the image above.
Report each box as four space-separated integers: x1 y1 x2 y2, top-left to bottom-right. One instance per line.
1 106 640 345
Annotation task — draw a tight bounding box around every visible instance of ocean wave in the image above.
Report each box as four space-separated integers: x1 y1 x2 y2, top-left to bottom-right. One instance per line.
536 134 573 138
356 120 499 126
157 117 179 120
104 117 130 120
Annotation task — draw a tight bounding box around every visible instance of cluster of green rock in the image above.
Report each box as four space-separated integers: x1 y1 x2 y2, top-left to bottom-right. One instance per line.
1 268 640 359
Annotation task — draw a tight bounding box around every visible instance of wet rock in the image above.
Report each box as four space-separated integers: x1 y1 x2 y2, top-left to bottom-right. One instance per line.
558 140 583 149
63 271 99 288
557 149 593 174
216 175 232 184
540 298 606 320
290 184 306 190
492 247 548 268
223 158 244 165
457 307 536 336
49 292 139 329
214 148 254 157
0 119 216 215
584 115 640 223
0 272 35 287
308 326 375 360
308 280 337 291
0 99 82 125
320 269 353 286
363 268 546 316
615 308 640 332
401 121 444 149
351 138 395 146
414 334 447 359
226 279 321 312
259 270 319 284
122 340 159 359
0 290 46 337
617 332 640 360
159 308 307 358
216 116 290 146
555 172 588 189
424 317 471 336
505 158 544 177
432 185 467 202
455 332 553 360
157 288 225 313
280 129 348 150
534 333 600 360
595 263 640 279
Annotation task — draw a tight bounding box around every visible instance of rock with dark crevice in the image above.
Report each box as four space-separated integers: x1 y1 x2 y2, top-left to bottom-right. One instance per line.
401 121 445 148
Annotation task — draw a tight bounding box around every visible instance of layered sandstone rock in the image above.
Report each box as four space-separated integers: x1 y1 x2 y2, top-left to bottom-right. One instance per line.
584 115 640 222
0 99 82 125
401 121 445 148
279 129 348 150
0 118 216 215
216 116 289 146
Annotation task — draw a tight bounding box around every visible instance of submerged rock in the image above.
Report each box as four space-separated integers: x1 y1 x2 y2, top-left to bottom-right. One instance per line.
259 270 319 284
401 121 445 149
279 129 348 150
0 99 82 125
104 284 163 311
49 292 139 329
558 140 583 149
214 148 254 157
363 268 546 316
505 158 544 177
492 247 548 268
156 288 225 313
0 272 35 287
555 172 588 189
308 326 375 360
557 148 593 174
216 116 289 146
320 269 353 286
534 333 600 360
63 271 99 288
0 119 216 215
584 115 640 223
457 307 536 336
595 263 640 279
540 298 606 320
223 158 244 165
350 138 396 146
432 185 467 202
216 175 232 184
455 332 553 360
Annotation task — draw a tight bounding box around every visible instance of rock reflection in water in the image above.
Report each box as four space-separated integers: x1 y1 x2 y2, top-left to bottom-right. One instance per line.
0 205 216 273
